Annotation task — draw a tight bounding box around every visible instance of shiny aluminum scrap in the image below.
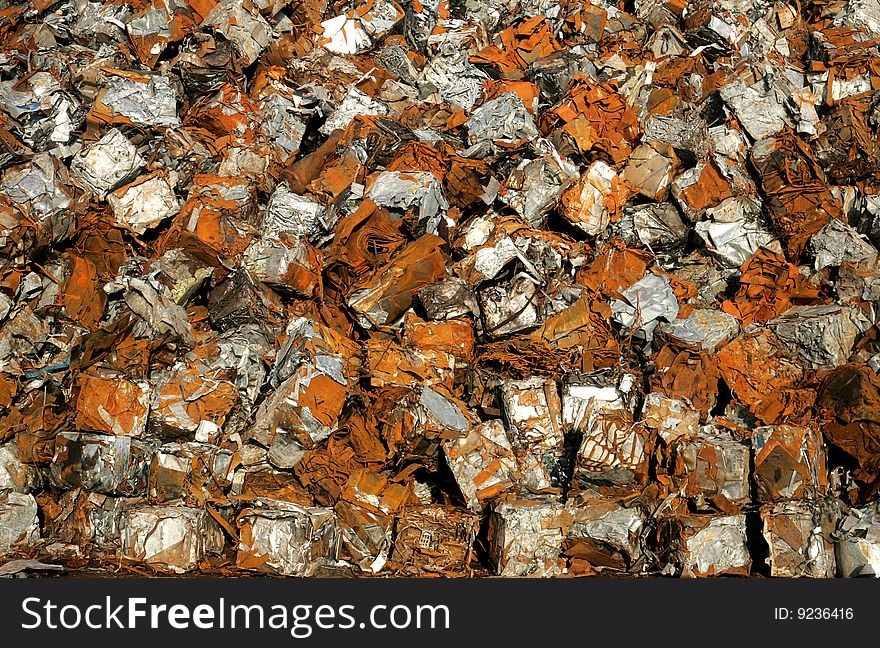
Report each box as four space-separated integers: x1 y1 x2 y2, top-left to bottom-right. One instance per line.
236 498 340 576
835 501 880 578
0 490 40 553
487 495 569 577
610 273 679 340
121 505 225 573
671 426 750 508
678 514 752 578
565 491 645 571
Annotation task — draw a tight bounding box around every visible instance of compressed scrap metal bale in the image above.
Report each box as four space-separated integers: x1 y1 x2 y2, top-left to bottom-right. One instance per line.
121 505 224 573
566 378 649 485
75 370 151 438
49 433 152 496
0 442 40 493
656 309 739 353
44 491 143 550
109 173 181 235
5 0 880 580
835 501 880 577
150 361 240 439
610 273 679 341
642 392 699 445
694 214 779 269
263 184 332 243
443 420 518 510
499 149 578 228
236 498 340 576
0 72 84 155
762 500 837 578
465 92 540 149
479 274 543 338
365 338 456 390
0 490 40 553
626 203 688 259
0 155 74 241
334 496 393 573
622 142 677 200
148 442 236 504
202 0 273 66
768 304 871 371
242 235 322 298
817 364 880 495
810 219 878 271
418 278 480 321
392 505 479 573
487 496 569 577
367 171 449 236
560 161 621 236
69 128 144 198
673 427 751 507
752 425 828 502
251 317 358 469
91 71 179 128
677 514 752 578
334 470 409 573
320 89 389 136
500 378 565 490
379 385 471 464
347 234 447 328
565 493 645 570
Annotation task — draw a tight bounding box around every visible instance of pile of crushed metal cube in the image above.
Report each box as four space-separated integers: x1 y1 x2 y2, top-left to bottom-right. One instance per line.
1 0 880 578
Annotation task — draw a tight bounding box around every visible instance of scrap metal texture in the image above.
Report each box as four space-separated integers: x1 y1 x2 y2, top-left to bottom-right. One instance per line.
1 0 880 579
